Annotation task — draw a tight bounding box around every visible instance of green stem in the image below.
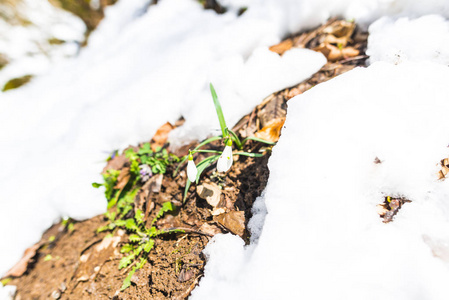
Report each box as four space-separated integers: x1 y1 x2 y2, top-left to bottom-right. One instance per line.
210 83 228 137
234 152 265 157
227 129 242 150
241 136 276 146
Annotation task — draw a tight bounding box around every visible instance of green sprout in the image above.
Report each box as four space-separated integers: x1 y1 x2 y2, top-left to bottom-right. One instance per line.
179 83 275 202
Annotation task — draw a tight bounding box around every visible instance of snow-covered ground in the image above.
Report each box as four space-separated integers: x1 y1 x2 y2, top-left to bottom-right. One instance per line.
0 0 85 89
2 0 449 299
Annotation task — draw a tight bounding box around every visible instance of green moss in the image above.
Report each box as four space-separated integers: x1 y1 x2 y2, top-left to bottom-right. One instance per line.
2 75 33 92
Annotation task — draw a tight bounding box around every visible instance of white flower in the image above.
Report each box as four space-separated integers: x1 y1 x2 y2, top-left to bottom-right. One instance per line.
187 154 198 182
217 140 233 172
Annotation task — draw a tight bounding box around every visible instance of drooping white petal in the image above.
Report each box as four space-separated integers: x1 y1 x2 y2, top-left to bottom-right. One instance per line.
217 145 233 172
187 159 198 182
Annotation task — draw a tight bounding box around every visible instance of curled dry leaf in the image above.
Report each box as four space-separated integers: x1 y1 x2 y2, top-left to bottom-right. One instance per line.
114 167 130 190
438 157 449 180
4 244 40 278
196 182 221 207
178 268 195 283
313 43 359 62
378 196 411 223
102 154 128 174
269 39 293 55
151 122 174 151
255 117 285 143
198 223 223 236
213 211 245 237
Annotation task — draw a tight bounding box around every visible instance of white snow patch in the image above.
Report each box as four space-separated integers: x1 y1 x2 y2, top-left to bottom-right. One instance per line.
0 0 85 87
368 15 449 65
192 62 449 299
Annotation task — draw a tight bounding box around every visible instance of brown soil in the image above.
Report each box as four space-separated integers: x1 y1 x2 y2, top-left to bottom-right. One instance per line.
6 19 368 300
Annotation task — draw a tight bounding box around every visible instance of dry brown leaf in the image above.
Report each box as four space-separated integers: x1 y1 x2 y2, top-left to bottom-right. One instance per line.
269 39 293 55
257 94 286 128
151 122 174 151
313 43 359 62
114 167 130 190
178 268 195 283
213 211 245 237
322 20 355 40
438 157 449 180
5 244 40 277
102 153 128 174
378 196 411 223
197 182 221 207
198 223 222 236
255 118 285 143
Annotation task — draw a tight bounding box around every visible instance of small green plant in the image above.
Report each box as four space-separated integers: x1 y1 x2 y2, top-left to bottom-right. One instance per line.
118 202 184 291
92 142 182 291
178 83 275 201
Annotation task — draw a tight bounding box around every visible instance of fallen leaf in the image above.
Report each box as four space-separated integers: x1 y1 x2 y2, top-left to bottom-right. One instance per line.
178 268 195 282
438 157 449 180
213 211 245 237
257 94 286 128
378 196 411 223
196 182 221 207
5 244 40 277
114 167 130 190
151 122 174 151
313 43 359 61
269 39 293 55
255 117 285 143
102 154 128 174
198 223 222 236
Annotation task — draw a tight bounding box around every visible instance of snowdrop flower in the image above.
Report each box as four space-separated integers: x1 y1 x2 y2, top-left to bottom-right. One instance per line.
187 153 198 182
217 139 233 172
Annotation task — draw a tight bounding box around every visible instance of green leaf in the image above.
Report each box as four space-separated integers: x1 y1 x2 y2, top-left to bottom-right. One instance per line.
115 219 126 227
129 234 141 243
138 143 153 155
96 225 110 233
194 136 222 151
233 152 265 158
144 239 154 253
135 209 144 224
228 129 242 150
119 254 134 270
183 179 191 203
147 227 157 237
125 219 138 231
121 258 147 291
210 83 227 137
92 182 102 188
121 268 135 291
136 257 147 269
195 155 220 184
241 136 276 145
121 244 133 253
152 202 174 225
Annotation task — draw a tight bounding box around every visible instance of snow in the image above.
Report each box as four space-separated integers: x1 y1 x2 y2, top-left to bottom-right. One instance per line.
2 0 449 298
0 0 85 88
192 61 449 300
368 15 449 64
